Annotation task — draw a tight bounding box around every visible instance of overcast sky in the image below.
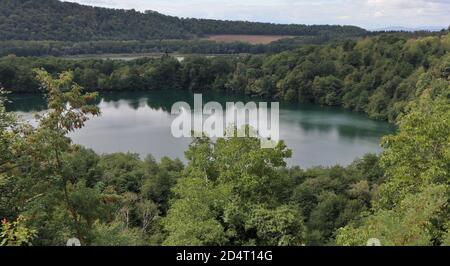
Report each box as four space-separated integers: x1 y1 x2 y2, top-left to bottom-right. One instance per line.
63 0 450 30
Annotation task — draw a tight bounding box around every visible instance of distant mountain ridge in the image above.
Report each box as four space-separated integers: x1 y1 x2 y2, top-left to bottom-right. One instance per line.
373 26 446 32
0 0 367 41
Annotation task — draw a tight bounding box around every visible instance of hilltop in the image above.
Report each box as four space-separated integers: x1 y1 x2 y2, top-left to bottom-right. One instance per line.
0 0 367 41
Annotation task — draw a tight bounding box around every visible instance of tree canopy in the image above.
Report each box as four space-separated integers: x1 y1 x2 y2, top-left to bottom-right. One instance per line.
2 32 449 122
336 63 450 246
0 0 366 42
0 31 449 246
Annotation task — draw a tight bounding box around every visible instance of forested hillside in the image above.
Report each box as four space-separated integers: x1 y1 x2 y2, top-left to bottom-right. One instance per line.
0 0 367 41
0 35 359 57
0 31 438 57
0 5 449 246
0 0 188 41
0 55 448 246
2 33 449 121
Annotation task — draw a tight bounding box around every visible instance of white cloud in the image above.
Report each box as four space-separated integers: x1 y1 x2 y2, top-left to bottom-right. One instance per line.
62 0 450 29
373 11 384 18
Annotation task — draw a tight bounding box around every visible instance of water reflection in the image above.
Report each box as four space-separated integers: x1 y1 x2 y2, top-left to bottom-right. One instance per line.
6 90 396 167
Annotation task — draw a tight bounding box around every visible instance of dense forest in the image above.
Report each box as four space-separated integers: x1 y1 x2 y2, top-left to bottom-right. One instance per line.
0 0 367 41
0 31 441 57
0 0 449 246
0 35 363 57
3 0 445 58
0 40 264 57
0 54 448 245
1 32 449 121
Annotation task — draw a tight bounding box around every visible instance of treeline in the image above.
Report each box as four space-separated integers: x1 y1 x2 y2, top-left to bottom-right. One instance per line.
181 18 366 37
0 0 189 41
0 0 367 42
0 40 264 57
1 62 448 246
2 33 449 121
0 34 362 57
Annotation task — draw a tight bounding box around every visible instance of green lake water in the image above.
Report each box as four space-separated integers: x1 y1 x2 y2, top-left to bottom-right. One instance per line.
7 90 396 168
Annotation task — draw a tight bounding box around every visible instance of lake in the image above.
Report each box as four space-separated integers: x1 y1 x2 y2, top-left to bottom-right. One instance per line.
7 90 396 168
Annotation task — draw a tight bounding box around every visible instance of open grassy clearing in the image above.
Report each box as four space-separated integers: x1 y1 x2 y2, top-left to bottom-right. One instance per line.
204 34 295 44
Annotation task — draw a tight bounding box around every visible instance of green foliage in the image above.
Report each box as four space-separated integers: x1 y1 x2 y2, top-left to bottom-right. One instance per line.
336 69 450 246
377 97 450 209
291 155 384 245
0 216 37 246
0 0 366 42
2 32 449 122
163 134 303 246
98 153 147 194
141 156 184 213
0 70 187 245
91 221 146 246
0 28 449 246
443 225 450 246
18 69 101 245
336 184 448 246
246 205 304 246
162 177 231 246
0 88 15 198
0 37 363 57
0 87 17 174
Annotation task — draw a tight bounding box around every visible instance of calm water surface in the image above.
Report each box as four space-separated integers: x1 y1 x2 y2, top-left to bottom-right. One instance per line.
7 90 396 168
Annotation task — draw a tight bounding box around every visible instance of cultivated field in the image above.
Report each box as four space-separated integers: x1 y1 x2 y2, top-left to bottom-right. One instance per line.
204 34 294 44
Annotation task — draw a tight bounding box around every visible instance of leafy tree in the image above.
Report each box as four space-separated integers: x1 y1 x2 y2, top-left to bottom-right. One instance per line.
98 153 147 194
18 69 100 245
91 221 146 246
336 184 447 246
246 205 304 246
141 156 183 214
162 176 231 246
336 71 450 246
163 134 305 246
0 0 366 42
0 216 37 246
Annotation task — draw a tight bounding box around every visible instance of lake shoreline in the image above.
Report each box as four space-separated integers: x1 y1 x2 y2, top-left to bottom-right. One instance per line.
7 90 396 168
